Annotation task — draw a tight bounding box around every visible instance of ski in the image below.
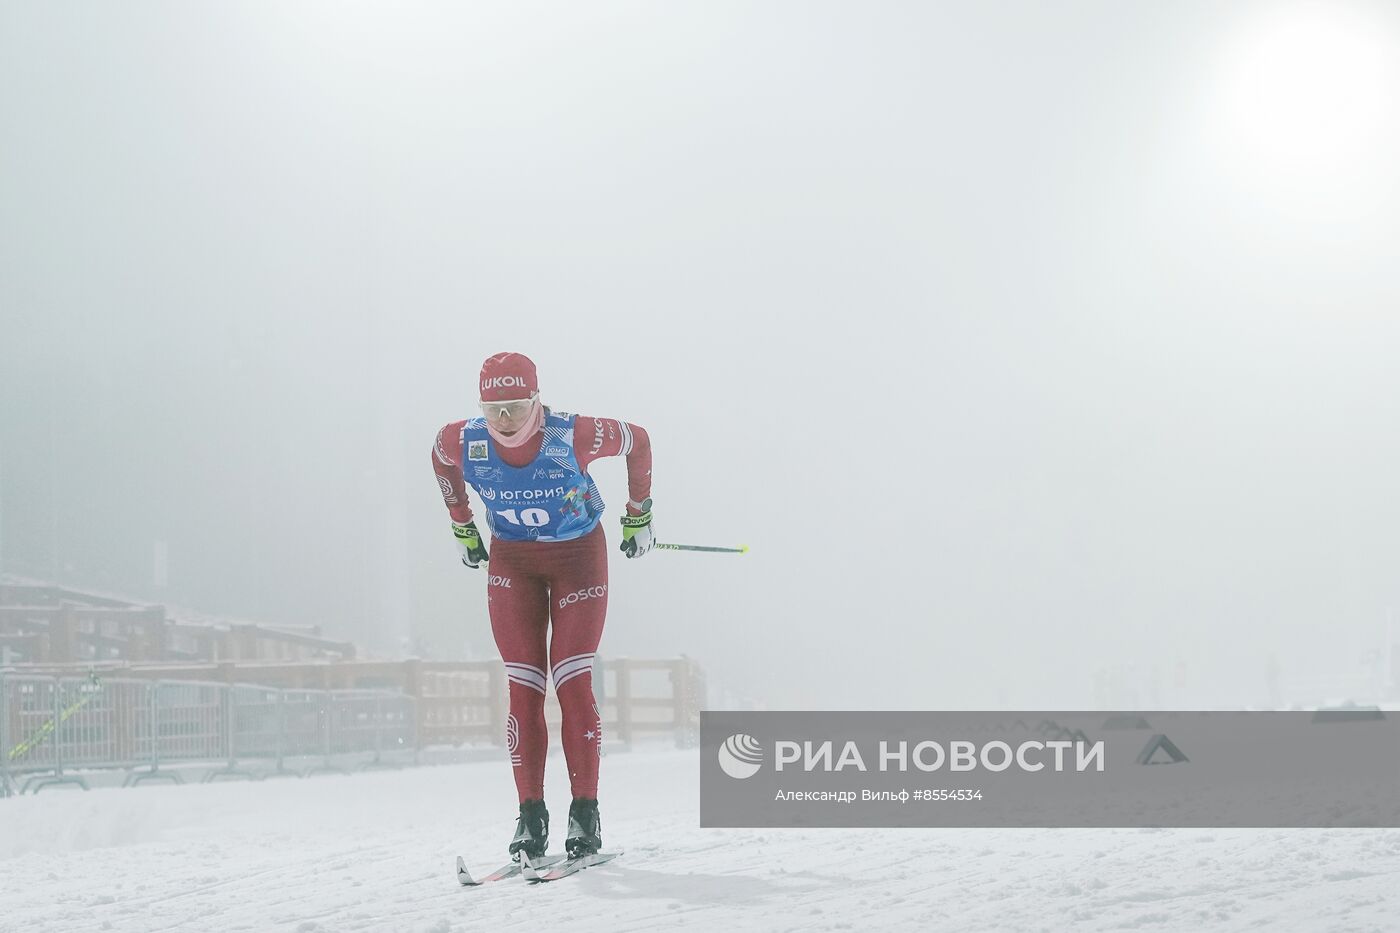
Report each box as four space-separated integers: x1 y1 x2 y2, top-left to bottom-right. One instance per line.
523 850 623 883
456 853 565 886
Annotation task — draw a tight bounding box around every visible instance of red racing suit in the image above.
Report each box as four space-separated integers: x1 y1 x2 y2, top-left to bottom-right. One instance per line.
432 413 651 802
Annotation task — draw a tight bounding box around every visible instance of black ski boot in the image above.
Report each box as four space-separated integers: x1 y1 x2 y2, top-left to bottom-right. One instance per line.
565 797 602 858
509 798 549 861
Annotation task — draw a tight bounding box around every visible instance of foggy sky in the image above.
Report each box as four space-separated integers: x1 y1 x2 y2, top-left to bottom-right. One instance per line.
3 0 1399 709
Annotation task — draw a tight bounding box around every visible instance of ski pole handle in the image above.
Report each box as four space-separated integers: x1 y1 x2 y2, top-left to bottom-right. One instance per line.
655 543 749 554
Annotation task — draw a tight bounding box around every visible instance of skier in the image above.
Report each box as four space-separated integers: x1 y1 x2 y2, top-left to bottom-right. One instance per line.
432 351 654 864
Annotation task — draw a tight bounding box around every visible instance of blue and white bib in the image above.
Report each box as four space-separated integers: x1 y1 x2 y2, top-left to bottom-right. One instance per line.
461 410 605 542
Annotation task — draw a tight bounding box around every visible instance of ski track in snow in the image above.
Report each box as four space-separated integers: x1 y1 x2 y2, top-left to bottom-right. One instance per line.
2 748 1399 932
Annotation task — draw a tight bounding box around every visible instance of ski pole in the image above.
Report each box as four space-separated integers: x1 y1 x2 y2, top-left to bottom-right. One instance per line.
6 670 103 762
655 543 749 554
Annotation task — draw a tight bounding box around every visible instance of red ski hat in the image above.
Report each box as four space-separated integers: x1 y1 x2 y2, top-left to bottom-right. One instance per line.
479 352 539 401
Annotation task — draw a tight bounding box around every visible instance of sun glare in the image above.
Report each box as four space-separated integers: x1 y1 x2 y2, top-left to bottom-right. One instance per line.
1210 3 1397 191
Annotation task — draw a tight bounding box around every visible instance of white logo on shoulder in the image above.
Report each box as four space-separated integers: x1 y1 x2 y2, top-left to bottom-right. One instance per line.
719 734 763 780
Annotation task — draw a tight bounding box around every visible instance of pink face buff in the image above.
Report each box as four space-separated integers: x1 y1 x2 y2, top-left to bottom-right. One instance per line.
485 395 544 448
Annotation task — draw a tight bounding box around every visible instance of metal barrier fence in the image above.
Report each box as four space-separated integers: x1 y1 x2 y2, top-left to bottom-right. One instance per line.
5 656 707 752
0 672 416 795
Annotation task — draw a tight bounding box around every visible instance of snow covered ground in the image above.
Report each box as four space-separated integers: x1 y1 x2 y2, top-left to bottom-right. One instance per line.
3 744 1399 933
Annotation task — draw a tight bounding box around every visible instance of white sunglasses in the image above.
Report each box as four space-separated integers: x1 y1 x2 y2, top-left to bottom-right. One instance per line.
479 395 537 419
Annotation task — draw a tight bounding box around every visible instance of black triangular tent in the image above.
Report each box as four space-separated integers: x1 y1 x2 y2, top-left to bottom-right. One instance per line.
1136 733 1188 765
